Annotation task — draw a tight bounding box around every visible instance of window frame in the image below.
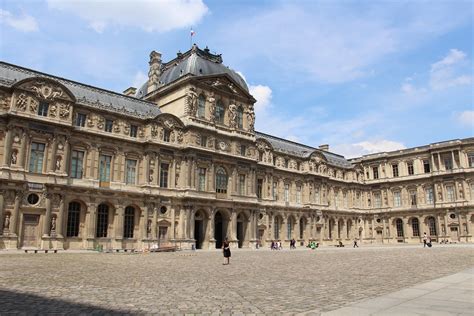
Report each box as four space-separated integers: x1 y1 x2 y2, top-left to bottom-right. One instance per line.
104 119 114 132
38 101 49 116
29 142 46 173
159 162 169 188
125 159 138 185
75 113 87 127
70 150 84 179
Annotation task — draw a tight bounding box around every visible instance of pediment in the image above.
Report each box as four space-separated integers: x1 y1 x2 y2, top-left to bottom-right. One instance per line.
15 77 75 103
198 75 252 100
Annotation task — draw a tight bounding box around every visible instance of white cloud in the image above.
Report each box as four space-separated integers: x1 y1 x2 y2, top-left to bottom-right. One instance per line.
249 84 272 114
430 49 472 90
457 110 474 127
0 9 38 32
334 139 406 158
47 0 208 33
131 71 148 89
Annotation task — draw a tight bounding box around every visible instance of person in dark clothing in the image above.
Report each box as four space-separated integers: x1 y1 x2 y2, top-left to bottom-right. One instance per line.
223 237 231 265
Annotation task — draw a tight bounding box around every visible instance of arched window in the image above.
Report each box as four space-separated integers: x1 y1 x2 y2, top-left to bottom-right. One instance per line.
197 94 206 118
329 219 334 239
237 106 243 129
274 216 281 239
124 206 135 238
411 218 420 237
299 217 305 239
66 202 81 237
396 218 404 237
287 217 294 240
215 100 225 124
96 204 109 238
427 217 437 236
215 167 228 194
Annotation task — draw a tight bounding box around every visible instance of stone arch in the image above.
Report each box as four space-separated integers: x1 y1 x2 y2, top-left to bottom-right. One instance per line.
236 211 249 248
96 202 115 239
273 214 284 240
328 217 335 239
394 218 404 238
193 208 209 250
408 217 420 237
64 199 87 243
286 214 297 240
214 209 231 248
299 216 308 240
425 216 437 237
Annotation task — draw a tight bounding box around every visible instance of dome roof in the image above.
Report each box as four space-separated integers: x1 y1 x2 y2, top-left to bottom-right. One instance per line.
135 45 248 99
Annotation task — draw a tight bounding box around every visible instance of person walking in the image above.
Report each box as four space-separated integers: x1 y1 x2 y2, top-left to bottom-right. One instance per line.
423 232 428 247
222 237 231 265
353 238 359 248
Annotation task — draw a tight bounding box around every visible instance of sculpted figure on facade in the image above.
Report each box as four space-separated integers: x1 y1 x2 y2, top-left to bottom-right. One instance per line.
151 124 158 138
123 122 130 135
50 217 56 233
176 130 183 143
208 92 216 122
186 87 198 116
3 214 10 231
246 105 255 132
58 103 70 119
0 91 11 110
16 93 28 111
55 156 62 171
458 183 464 199
97 116 105 129
87 116 95 127
11 150 17 165
228 103 237 128
29 98 39 113
49 104 57 117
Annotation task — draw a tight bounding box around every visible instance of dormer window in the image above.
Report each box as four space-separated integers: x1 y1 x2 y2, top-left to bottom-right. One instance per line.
38 101 49 116
105 119 113 132
237 106 243 128
163 130 171 142
130 125 138 138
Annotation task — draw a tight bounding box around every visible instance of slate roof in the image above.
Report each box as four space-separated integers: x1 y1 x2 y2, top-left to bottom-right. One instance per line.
256 131 353 169
135 45 248 98
0 61 161 119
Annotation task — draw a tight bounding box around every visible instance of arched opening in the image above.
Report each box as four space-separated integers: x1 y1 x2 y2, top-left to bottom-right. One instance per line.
274 215 282 240
328 218 335 239
337 219 344 239
124 206 135 239
346 219 352 239
299 217 306 240
237 213 247 248
287 216 295 240
427 216 437 236
237 106 244 129
214 211 228 249
66 201 81 237
194 210 207 249
96 204 109 238
411 218 420 237
396 218 404 238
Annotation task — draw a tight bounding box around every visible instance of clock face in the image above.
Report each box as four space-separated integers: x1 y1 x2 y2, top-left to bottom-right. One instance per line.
219 141 226 150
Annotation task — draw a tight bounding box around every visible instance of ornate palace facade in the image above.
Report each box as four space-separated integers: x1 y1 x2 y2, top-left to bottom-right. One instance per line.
0 45 473 250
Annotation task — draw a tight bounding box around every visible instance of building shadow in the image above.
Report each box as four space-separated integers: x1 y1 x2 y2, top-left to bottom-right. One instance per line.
0 289 131 315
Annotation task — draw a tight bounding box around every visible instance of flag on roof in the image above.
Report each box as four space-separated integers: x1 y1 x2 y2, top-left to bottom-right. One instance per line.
191 29 195 37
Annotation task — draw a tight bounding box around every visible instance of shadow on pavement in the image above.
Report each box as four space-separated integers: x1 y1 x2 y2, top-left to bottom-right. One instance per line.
0 289 129 315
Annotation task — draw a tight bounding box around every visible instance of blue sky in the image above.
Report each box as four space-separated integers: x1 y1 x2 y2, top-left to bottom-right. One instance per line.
1 0 472 157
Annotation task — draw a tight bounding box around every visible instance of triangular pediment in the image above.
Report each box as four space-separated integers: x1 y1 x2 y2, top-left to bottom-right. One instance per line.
197 75 254 101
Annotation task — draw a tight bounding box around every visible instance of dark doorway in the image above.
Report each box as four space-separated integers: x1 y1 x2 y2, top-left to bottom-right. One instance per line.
194 219 203 249
215 211 223 248
237 221 244 248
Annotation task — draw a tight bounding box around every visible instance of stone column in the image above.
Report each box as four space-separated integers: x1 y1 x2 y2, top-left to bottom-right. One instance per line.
56 195 65 238
18 131 28 169
382 218 386 242
0 191 4 234
142 204 149 239
48 137 58 172
86 203 97 239
114 204 124 242
444 214 449 238
230 209 237 241
170 206 176 240
2 127 12 167
42 193 52 237
282 216 288 241
451 151 457 169
403 217 409 241
152 205 158 240
60 139 70 174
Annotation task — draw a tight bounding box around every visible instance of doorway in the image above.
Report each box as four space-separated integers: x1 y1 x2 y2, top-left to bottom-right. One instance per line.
21 214 40 248
450 226 459 241
236 213 246 248
194 220 203 249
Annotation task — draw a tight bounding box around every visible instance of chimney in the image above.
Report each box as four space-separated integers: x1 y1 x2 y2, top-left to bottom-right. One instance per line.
147 50 162 94
319 144 329 151
123 87 137 96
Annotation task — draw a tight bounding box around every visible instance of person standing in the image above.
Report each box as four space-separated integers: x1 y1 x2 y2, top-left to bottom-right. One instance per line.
423 232 428 247
223 237 231 265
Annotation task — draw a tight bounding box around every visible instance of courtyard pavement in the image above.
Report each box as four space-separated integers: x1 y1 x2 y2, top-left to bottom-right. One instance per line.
0 244 472 315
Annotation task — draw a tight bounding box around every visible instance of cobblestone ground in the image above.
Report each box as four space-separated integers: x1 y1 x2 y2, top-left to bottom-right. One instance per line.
0 245 473 315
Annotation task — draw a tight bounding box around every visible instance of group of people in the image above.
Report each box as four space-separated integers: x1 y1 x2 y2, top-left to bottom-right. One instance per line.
423 233 433 248
307 241 320 249
270 240 283 250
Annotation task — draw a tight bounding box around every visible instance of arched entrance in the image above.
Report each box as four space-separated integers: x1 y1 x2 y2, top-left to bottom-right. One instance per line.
193 210 207 249
236 213 247 248
299 217 306 240
214 211 228 249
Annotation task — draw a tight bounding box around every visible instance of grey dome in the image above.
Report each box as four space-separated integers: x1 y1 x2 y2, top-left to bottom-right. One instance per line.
135 46 248 99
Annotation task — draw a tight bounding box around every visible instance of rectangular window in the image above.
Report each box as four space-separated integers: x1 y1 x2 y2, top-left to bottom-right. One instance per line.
239 174 246 195
125 159 137 185
296 186 301 204
410 190 417 206
257 179 263 199
163 130 170 142
372 166 379 179
198 167 206 191
446 185 455 201
99 155 112 186
75 113 86 127
38 101 49 116
423 160 431 173
130 125 138 138
159 163 169 188
284 184 289 202
240 145 246 156
343 192 348 208
392 164 399 177
374 192 381 208
444 156 453 170
468 154 474 168
425 187 434 204
273 182 278 200
70 150 84 179
105 119 113 132
29 142 45 173
393 191 401 207
407 162 414 175
200 135 207 147
314 188 320 204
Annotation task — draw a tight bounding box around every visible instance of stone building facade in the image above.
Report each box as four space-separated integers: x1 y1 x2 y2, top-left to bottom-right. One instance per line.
0 45 473 250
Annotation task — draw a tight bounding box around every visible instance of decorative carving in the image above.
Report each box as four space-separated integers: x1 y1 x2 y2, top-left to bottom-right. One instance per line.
16 93 28 111
113 122 121 133
246 105 255 132
0 91 11 110
175 159 181 186
29 98 39 113
123 123 130 135
30 82 63 100
458 183 464 199
49 103 58 117
97 116 105 129
50 216 56 233
228 103 237 128
151 124 158 137
3 214 10 230
208 92 216 122
207 136 215 148
87 115 95 127
11 149 18 165
164 119 174 129
186 87 198 116
176 130 183 143
55 156 62 171
58 103 70 119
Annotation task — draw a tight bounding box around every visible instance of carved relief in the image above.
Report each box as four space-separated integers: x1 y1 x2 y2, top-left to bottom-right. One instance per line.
0 91 11 110
208 92 216 122
30 81 64 100
123 123 130 135
246 105 255 132
176 130 183 143
207 136 215 148
16 93 28 111
228 103 237 128
58 103 71 119
49 103 58 117
87 115 95 127
151 124 158 137
186 87 198 116
96 115 105 129
29 98 39 113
